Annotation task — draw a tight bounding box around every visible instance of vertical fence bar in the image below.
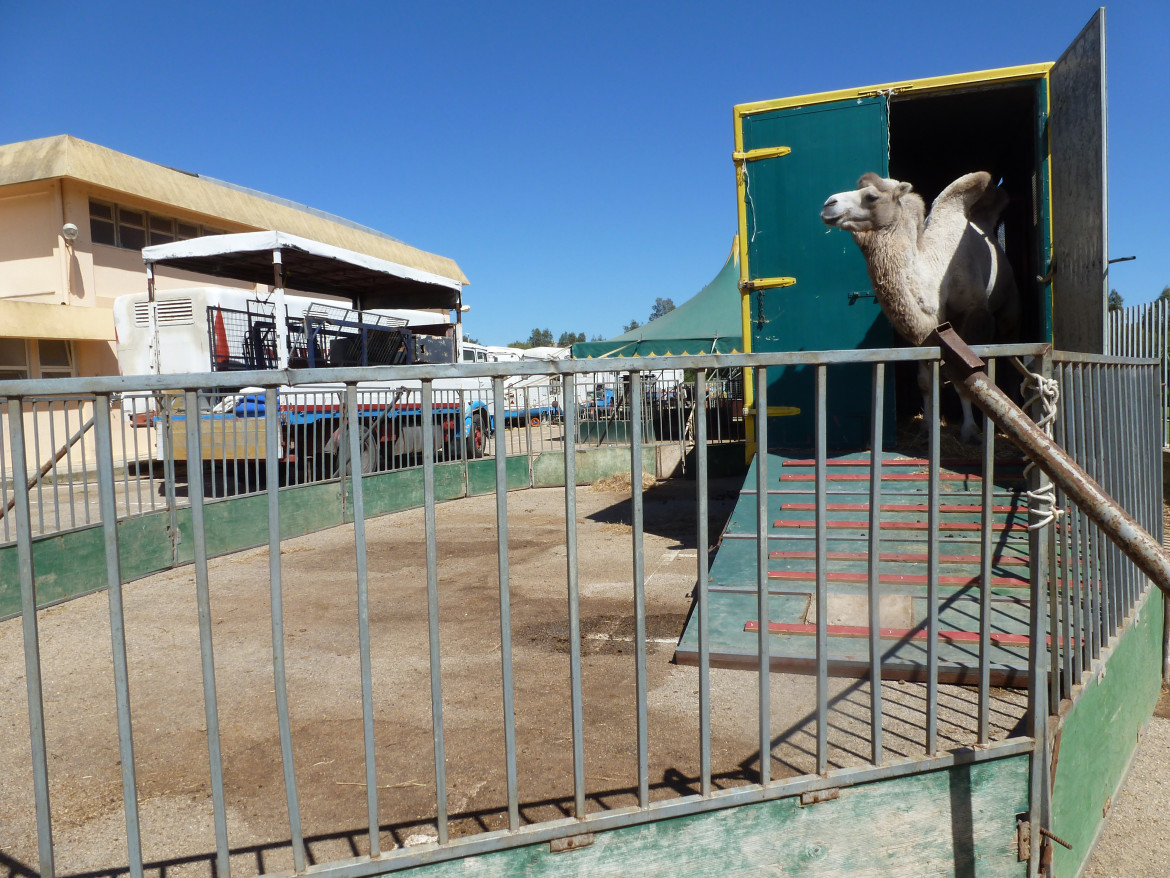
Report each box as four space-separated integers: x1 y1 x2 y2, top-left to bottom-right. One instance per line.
160 396 179 563
183 390 231 878
755 366 771 785
696 370 712 796
1073 365 1097 664
62 402 76 529
93 394 144 878
630 371 649 809
1057 365 1071 693
561 374 587 819
79 399 92 525
1113 364 1130 615
814 364 829 774
46 401 60 533
926 361 940 755
1089 365 1112 641
8 398 55 878
492 378 520 830
979 359 996 744
421 380 449 842
1060 364 1083 684
345 384 381 855
1090 364 1110 638
32 404 45 534
1053 379 1071 707
1124 365 1138 609
1 404 10 545
867 362 885 764
130 400 145 513
1163 299 1169 446
265 387 305 871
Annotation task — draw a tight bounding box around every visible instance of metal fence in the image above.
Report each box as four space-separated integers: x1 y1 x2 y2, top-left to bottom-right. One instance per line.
0 347 1160 878
1108 297 1170 445
1 367 744 547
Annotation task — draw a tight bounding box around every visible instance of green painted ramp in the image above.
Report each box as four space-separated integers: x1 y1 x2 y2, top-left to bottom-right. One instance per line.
676 450 1035 684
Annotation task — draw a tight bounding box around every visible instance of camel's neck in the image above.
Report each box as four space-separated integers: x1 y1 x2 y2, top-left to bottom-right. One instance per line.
853 216 938 345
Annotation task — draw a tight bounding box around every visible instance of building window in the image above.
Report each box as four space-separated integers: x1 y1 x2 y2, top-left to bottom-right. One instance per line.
117 208 147 251
90 200 116 246
0 338 30 380
38 340 75 378
88 199 230 251
149 216 176 246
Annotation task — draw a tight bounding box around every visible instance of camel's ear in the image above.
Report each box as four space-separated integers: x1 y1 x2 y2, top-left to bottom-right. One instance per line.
894 181 913 199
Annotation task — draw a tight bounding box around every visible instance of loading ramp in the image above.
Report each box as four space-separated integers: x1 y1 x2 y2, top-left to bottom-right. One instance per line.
675 450 1037 685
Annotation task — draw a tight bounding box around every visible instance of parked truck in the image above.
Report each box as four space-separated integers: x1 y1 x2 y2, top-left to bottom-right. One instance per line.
113 231 493 484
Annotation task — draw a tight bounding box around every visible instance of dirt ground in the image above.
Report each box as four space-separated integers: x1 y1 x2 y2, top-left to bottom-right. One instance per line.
2 476 1030 878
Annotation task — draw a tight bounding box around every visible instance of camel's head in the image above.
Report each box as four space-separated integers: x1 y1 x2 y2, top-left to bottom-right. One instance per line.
821 173 921 233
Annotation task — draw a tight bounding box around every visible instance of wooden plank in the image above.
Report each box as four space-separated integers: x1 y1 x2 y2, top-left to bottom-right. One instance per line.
408 755 1030 876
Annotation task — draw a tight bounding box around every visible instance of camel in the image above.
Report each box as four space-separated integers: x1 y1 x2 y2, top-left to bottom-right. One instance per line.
820 171 1019 443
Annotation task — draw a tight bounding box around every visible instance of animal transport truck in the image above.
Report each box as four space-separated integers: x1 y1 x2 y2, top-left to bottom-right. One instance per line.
732 10 1107 448
113 231 493 479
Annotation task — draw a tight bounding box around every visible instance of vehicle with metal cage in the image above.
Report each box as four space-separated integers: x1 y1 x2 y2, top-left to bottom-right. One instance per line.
112 231 492 480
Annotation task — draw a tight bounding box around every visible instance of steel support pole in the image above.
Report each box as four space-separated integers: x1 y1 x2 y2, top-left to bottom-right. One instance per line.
932 326 1170 599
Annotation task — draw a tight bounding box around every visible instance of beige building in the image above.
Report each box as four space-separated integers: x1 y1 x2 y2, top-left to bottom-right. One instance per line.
0 135 468 381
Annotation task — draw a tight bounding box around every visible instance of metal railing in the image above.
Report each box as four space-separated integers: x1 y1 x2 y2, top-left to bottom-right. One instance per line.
0 346 1159 878
2 367 743 546
1108 298 1170 445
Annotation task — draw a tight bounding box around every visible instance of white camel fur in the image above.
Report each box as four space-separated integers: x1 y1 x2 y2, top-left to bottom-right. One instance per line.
820 171 1019 443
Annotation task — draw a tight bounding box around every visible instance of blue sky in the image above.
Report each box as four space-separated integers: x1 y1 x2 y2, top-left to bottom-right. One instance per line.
3 1 1168 345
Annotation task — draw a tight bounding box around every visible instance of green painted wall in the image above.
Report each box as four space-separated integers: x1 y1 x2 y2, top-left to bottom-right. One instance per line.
532 447 655 488
410 756 1029 877
0 446 662 620
467 456 530 496
1050 587 1165 877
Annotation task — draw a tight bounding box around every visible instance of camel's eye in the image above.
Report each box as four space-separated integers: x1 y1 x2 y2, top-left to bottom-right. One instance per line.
863 191 880 204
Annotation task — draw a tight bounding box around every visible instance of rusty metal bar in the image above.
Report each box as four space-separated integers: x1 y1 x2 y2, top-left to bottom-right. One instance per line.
932 325 1170 599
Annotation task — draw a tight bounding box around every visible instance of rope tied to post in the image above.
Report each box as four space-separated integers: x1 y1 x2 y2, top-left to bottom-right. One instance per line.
1011 357 1062 531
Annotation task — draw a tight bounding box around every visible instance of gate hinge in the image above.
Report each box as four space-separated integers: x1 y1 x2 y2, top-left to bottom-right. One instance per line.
733 146 791 164
550 832 594 853
800 787 840 807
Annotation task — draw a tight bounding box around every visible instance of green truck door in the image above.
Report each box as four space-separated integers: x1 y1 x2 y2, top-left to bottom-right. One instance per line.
741 95 896 448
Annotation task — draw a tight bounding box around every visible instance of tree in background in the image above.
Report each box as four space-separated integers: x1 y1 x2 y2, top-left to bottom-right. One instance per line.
1159 285 1170 302
508 328 586 349
623 318 641 332
525 328 554 347
649 297 676 321
1108 289 1124 312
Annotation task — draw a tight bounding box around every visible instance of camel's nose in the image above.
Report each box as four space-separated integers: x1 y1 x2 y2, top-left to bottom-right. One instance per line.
823 195 837 208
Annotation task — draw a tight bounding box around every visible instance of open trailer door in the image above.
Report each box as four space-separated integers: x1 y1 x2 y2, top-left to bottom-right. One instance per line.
735 95 897 448
1049 7 1108 354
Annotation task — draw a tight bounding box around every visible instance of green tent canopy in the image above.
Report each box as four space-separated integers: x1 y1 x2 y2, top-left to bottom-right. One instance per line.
571 244 743 359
